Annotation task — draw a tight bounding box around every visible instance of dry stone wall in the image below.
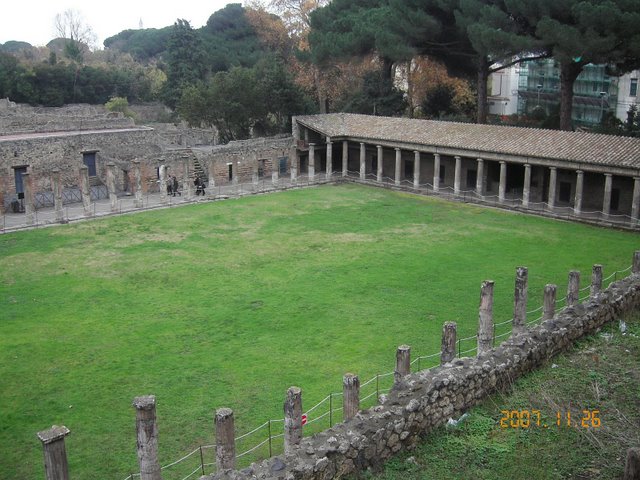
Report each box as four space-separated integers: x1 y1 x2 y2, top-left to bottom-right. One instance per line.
204 274 640 480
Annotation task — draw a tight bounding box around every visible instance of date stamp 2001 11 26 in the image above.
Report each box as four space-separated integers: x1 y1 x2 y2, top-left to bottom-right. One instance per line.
499 409 601 429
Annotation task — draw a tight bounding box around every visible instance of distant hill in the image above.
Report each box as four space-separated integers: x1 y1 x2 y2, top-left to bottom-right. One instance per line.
0 41 33 54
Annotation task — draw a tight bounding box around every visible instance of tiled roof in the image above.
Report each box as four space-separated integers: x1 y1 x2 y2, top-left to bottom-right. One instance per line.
295 114 640 171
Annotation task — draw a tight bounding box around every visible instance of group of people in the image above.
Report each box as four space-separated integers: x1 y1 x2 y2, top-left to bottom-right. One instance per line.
166 175 206 197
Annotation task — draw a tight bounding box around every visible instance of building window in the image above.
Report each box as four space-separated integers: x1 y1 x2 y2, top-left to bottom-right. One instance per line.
630 78 638 97
258 159 266 178
279 157 288 175
83 152 97 176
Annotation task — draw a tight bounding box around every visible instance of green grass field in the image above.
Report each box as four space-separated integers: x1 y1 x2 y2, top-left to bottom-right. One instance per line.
1 184 638 480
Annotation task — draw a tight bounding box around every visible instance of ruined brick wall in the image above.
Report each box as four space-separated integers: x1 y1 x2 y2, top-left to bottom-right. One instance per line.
205 274 640 480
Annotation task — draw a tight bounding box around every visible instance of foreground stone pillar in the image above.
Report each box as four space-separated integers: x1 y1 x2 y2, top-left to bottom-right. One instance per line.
574 170 584 215
308 143 316 181
342 140 348 177
377 145 384 183
79 166 92 216
413 151 421 188
478 280 494 353
326 141 333 179
454 156 461 195
522 164 531 208
359 143 366 180
476 158 484 196
394 148 401 186
591 264 603 298
498 161 507 202
634 251 640 274
159 165 168 204
394 345 411 382
548 167 557 210
133 396 161 480
132 160 143 208
37 426 71 480
512 266 528 335
23 172 35 225
602 174 613 217
215 408 235 471
343 374 360 421
433 154 441 192
625 448 640 480
106 163 118 213
567 270 580 307
440 321 457 365
543 284 557 321
284 387 302 454
631 177 640 223
52 169 64 222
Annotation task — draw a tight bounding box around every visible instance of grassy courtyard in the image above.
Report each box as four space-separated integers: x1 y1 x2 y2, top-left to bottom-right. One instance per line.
0 184 637 480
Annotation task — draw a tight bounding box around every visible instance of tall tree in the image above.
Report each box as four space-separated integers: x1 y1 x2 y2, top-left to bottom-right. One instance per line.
54 9 97 63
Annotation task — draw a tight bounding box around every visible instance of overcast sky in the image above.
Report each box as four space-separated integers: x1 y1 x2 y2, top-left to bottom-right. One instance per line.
2 0 236 47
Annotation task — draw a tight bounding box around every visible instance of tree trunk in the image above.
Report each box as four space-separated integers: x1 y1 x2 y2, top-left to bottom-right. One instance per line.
313 66 327 114
477 57 490 124
559 61 583 131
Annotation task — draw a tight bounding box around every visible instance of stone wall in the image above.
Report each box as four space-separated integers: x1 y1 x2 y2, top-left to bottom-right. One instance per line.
205 273 640 480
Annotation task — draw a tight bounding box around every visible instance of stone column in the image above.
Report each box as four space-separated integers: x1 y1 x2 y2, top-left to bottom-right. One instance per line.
252 154 259 186
543 284 557 321
159 165 168 204
52 169 64 222
342 140 348 177
413 150 421 188
512 267 528 335
37 426 71 480
183 158 192 198
631 177 640 222
23 172 34 225
232 160 238 186
377 145 384 183
284 386 302 454
498 161 507 202
79 166 92 216
522 164 531 208
394 148 401 186
106 163 118 213
433 154 441 192
215 408 235 471
478 280 494 354
440 321 457 365
574 170 584 215
567 270 580 307
326 141 333 179
548 167 557 209
308 143 316 181
342 373 360 421
394 345 411 382
132 160 143 208
272 159 279 186
602 174 613 217
133 396 161 480
359 143 366 180
208 159 216 190
290 146 298 183
634 251 640 274
591 264 603 298
476 158 484 196
454 156 461 195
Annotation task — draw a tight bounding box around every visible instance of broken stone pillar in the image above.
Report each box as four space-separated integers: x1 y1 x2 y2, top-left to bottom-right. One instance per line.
602 174 612 217
624 448 640 480
132 160 143 208
433 154 441 192
284 387 302 454
478 280 494 354
512 266 528 336
79 166 92 216
133 396 161 480
359 143 366 180
342 373 360 421
591 264 603 298
574 170 584 215
215 408 235 471
454 156 461 195
159 165 168 204
252 154 259 186
326 141 333 179
543 284 557 321
342 140 348 177
394 345 411 383
308 143 316 181
476 158 485 196
272 160 279 186
440 321 457 365
183 158 192 198
498 161 507 202
377 145 384 183
634 251 640 274
37 425 71 480
106 163 118 213
394 148 402 186
208 159 216 190
413 151 421 188
23 172 34 225
52 169 64 222
567 270 580 307
548 167 557 210
522 164 531 208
